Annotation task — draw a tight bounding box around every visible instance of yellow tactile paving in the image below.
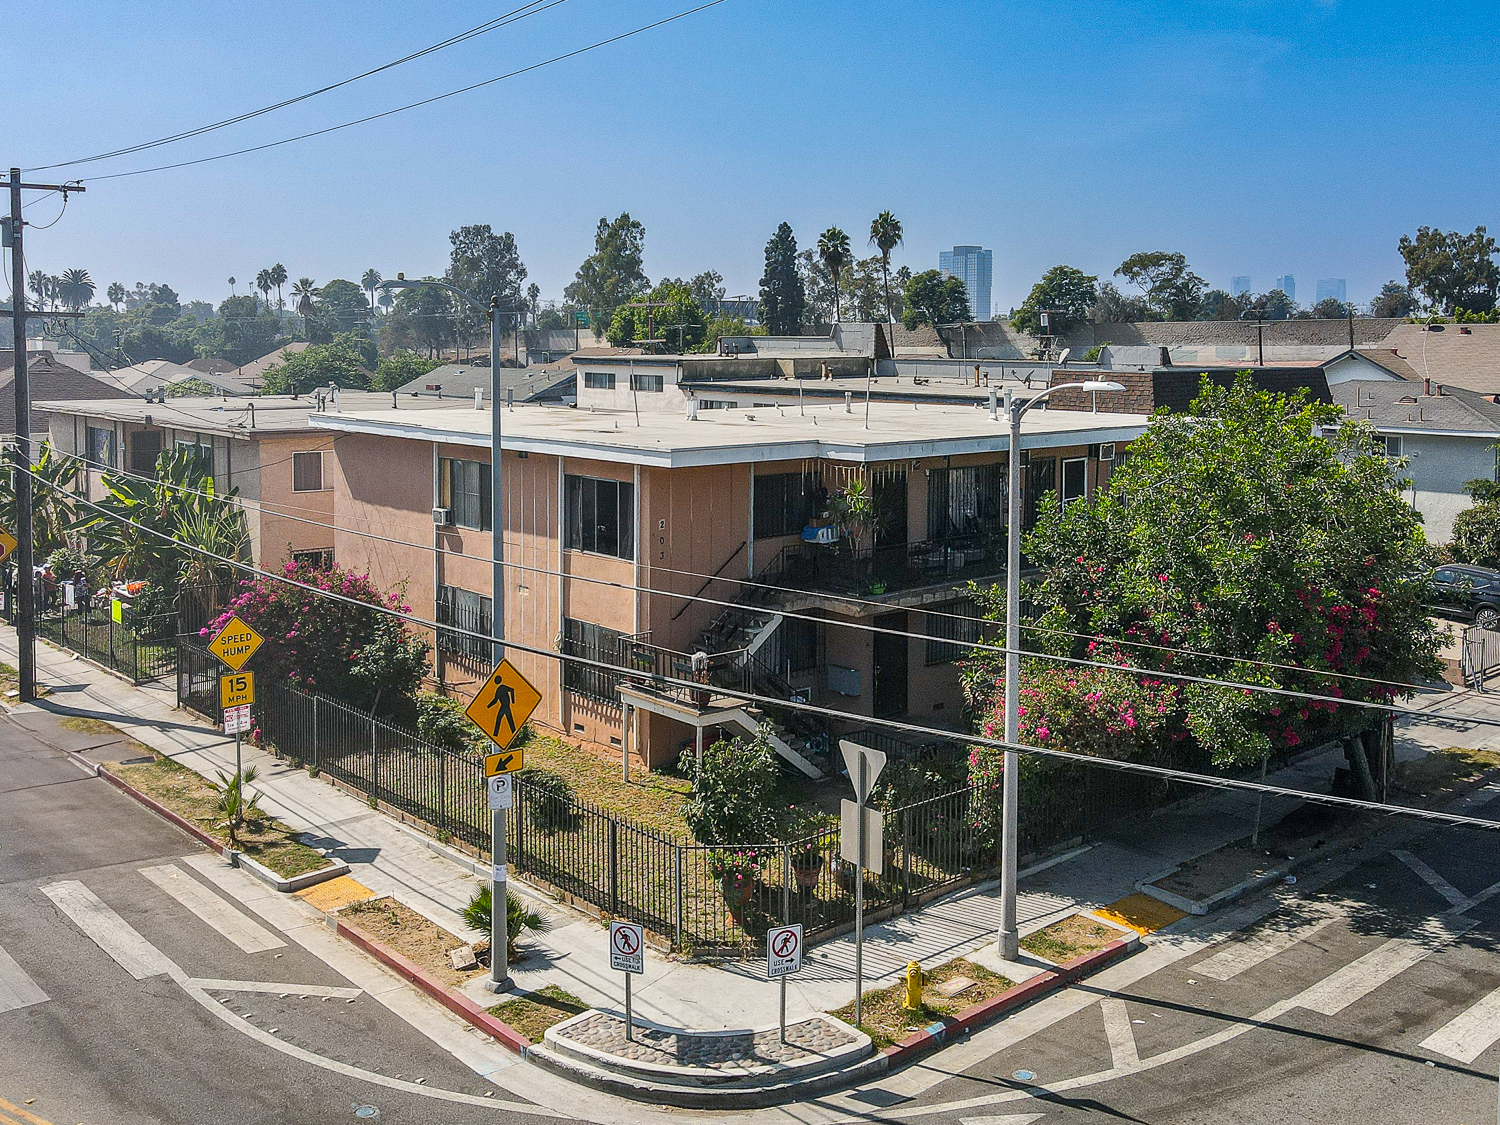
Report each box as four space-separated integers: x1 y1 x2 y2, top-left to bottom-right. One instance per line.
1094 892 1187 934
296 874 375 913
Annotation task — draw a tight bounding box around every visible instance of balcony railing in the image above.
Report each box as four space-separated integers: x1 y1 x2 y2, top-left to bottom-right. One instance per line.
764 536 1003 598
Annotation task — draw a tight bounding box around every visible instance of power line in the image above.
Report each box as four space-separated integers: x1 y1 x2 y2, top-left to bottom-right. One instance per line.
76 1 729 183
15 461 1500 834
26 1 570 173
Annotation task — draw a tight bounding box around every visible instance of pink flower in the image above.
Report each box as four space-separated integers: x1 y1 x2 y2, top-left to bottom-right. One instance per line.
1035 726 1050 740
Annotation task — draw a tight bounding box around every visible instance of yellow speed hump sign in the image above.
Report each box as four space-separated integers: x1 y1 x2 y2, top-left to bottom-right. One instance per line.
209 614 264 671
466 658 541 758
0 529 16 565
221 671 254 710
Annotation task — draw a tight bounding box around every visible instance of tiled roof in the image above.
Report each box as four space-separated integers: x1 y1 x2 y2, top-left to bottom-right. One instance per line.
1330 378 1500 434
1365 323 1500 395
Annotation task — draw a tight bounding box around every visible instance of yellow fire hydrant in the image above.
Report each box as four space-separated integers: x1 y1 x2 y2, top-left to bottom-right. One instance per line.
903 960 924 1010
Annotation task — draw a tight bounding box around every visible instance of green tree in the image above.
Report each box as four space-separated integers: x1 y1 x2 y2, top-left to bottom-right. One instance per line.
106 282 125 311
1399 225 1500 313
310 279 374 347
816 227 852 322
1115 251 1205 320
255 269 273 312
214 295 283 366
461 885 551 959
393 282 455 358
371 351 442 392
646 278 706 352
686 269 725 310
1370 279 1419 319
758 222 804 336
268 263 288 311
259 335 370 394
58 268 95 311
563 213 648 334
970 375 1442 774
1307 297 1355 319
0 443 79 558
797 248 834 325
1011 265 1098 335
683 726 782 843
869 210 903 325
1244 289 1298 321
362 268 383 312
446 224 528 347
1452 476 1500 566
902 269 971 330
1196 288 1248 321
839 257 888 323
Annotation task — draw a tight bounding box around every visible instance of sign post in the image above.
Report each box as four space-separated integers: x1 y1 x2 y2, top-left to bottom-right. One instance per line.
466 658 541 994
609 920 645 1041
208 617 265 817
839 739 886 1027
766 923 803 1043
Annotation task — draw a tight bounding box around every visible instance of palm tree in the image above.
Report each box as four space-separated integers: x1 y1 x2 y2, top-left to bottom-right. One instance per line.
58 268 94 311
292 277 317 325
107 282 125 311
869 211 903 326
255 269 273 312
377 289 393 314
27 270 48 309
361 268 382 312
227 277 236 297
817 227 852 323
269 263 287 311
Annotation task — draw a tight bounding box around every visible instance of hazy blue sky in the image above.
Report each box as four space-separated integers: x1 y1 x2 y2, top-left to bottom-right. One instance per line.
6 0 1497 313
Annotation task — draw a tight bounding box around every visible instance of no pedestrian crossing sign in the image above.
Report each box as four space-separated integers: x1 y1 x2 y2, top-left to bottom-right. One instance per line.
609 920 644 974
465 659 541 751
766 924 803 978
209 614 264 671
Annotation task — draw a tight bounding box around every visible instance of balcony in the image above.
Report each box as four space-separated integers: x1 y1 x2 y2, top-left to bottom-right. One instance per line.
763 536 1004 599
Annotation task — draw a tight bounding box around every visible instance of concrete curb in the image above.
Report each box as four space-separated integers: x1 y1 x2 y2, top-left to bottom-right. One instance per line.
236 851 350 893
334 915 531 1055
98 765 235 859
881 932 1141 1066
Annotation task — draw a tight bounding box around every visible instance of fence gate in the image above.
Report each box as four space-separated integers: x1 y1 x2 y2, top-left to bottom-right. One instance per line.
1461 623 1500 690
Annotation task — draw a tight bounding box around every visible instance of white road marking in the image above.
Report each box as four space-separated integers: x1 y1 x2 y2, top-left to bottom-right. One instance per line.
185 977 362 1000
0 940 48 1014
1192 908 1338 982
1394 850 1469 911
959 1116 1046 1124
1296 915 1477 1016
1419 983 1500 1064
1455 876 1500 915
1099 998 1140 1069
41 880 174 980
140 864 285 954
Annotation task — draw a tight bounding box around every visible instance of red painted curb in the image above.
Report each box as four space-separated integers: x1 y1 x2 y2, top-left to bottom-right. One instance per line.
882 936 1136 1064
99 767 232 858
336 916 532 1055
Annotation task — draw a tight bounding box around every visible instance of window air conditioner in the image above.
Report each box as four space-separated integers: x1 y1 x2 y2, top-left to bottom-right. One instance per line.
432 507 453 526
1099 443 1116 462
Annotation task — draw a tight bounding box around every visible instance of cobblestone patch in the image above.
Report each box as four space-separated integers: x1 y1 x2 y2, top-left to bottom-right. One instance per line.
555 1012 857 1069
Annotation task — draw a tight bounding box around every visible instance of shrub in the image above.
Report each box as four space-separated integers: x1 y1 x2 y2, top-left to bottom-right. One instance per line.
683 725 782 844
416 692 481 755
462 884 551 958
516 766 576 831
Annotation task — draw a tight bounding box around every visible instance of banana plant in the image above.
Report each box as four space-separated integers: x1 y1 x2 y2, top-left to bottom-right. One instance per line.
0 442 81 558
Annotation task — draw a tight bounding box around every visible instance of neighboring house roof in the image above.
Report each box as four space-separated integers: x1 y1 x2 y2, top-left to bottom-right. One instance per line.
395 362 576 403
1330 379 1500 436
95 361 258 398
1352 348 1423 381
1062 318 1406 351
1359 322 1500 396
231 341 311 383
185 356 239 375
0 354 135 434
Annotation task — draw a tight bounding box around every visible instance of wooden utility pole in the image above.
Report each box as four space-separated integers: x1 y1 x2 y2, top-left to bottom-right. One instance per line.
4 169 84 702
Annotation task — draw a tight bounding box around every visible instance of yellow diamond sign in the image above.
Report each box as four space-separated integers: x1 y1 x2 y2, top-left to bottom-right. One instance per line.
209 614 265 671
466 658 541 755
0 529 16 565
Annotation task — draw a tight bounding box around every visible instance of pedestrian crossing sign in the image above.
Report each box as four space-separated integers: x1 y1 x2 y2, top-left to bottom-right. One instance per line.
466 658 541 754
0 528 16 565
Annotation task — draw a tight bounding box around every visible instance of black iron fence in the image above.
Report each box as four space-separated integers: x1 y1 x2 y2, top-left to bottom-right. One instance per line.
37 603 179 684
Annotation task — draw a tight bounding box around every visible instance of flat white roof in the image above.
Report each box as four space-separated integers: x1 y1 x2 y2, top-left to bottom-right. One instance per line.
309 400 1149 468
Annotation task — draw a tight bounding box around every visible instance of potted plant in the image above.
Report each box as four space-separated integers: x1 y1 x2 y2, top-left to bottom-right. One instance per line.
783 808 829 889
826 478 892 587
709 848 765 914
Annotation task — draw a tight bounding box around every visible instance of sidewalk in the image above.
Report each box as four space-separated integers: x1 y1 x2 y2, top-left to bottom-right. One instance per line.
4 623 1474 1034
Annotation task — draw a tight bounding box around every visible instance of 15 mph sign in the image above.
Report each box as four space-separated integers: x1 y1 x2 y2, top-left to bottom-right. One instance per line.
609 920 644 975
766 923 803 978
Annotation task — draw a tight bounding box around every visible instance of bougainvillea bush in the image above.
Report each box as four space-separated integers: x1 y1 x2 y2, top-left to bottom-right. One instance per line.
965 374 1442 786
204 561 429 717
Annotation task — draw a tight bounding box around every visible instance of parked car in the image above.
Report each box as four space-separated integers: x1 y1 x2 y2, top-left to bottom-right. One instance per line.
1431 564 1500 629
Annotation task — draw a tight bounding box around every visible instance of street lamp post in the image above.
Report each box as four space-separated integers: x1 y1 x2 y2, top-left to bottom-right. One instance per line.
381 278 514 991
997 378 1124 960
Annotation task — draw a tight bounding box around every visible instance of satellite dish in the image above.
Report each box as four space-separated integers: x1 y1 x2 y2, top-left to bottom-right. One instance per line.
1056 348 1071 365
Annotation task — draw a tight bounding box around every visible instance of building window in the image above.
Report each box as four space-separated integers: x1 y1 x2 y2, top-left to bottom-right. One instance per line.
86 425 115 469
584 372 616 390
630 372 664 392
292 451 325 492
1384 435 1403 458
783 617 820 673
1061 457 1087 508
129 429 162 475
291 548 334 570
924 599 982 665
754 473 821 539
564 475 634 559
176 438 213 475
439 457 491 531
927 464 1003 542
436 584 493 661
1025 456 1056 533
699 399 734 410
561 617 622 703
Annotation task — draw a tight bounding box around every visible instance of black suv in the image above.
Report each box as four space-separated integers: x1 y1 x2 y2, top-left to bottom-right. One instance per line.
1432 564 1500 629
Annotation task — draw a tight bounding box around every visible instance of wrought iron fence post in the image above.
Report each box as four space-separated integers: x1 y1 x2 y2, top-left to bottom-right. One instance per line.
782 842 791 925
608 820 619 915
312 696 320 772
674 844 684 951
901 808 911 909
370 711 379 806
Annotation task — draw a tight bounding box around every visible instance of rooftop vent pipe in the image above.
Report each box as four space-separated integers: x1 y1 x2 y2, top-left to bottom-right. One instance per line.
989 388 998 420
844 391 852 413
474 387 483 410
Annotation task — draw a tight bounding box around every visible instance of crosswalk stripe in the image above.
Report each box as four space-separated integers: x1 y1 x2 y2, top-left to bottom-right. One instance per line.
185 977 361 1000
1099 997 1140 1069
41 880 175 981
959 1116 1046 1124
1420 983 1500 1064
1192 908 1338 982
1393 850 1469 911
0 939 48 1015
140 864 285 954
1296 915 1476 1017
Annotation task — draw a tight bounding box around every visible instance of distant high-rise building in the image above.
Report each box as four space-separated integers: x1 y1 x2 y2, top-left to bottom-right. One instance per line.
1230 276 1251 297
1274 275 1296 302
938 245 993 321
1315 278 1347 305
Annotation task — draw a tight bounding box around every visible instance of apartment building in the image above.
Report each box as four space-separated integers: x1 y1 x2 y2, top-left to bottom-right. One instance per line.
310 393 1148 776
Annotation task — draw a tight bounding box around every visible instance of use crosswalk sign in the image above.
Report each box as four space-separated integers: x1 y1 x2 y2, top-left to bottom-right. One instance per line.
465 659 541 754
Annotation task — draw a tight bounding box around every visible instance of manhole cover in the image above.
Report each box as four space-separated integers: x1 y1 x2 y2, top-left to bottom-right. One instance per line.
353 1105 381 1120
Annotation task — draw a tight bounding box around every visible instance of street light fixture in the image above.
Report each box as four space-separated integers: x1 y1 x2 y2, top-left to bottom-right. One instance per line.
997 379 1125 961
380 277 513 992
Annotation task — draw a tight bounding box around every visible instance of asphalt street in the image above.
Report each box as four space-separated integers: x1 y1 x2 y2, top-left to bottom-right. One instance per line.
0 707 555 1125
